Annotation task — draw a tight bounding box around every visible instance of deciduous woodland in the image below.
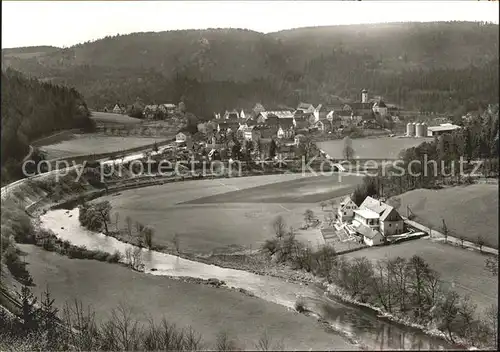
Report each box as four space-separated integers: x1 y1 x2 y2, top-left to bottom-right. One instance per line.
2 22 498 116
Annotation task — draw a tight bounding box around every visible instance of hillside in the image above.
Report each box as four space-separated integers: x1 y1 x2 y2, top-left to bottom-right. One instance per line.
1 68 93 184
2 22 498 115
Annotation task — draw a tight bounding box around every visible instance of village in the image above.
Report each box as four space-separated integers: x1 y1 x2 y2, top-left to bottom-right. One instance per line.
104 88 463 167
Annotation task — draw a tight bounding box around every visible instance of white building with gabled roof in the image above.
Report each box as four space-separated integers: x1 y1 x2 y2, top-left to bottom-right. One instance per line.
337 196 359 223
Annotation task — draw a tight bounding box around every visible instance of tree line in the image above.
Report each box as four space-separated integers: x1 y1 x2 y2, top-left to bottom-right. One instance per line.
0 285 285 351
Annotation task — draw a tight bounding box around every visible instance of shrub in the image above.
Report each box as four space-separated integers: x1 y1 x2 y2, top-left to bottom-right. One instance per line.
294 298 307 313
106 251 122 263
92 251 109 262
261 239 279 255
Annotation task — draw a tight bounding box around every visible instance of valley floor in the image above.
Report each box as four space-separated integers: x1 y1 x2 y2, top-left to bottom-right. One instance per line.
20 244 356 351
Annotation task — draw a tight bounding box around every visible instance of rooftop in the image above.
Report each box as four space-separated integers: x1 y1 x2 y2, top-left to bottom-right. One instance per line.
428 124 461 132
356 224 382 239
354 208 380 219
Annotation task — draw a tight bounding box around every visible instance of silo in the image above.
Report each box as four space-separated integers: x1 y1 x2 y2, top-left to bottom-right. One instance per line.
421 122 428 137
408 122 416 137
415 123 424 137
406 123 413 136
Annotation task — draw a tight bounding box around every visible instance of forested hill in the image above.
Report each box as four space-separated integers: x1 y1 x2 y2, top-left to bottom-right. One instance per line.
2 22 498 116
1 68 93 184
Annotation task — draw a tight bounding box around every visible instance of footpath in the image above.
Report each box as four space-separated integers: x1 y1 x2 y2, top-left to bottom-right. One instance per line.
403 217 498 256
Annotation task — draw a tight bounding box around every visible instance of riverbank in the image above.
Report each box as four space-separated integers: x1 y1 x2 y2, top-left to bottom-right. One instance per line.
1 165 480 350
39 205 464 348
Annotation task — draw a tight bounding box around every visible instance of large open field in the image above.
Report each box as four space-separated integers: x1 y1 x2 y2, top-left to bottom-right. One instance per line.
90 111 143 125
100 173 363 254
394 184 499 248
317 136 430 159
20 245 354 350
343 240 498 314
39 133 165 160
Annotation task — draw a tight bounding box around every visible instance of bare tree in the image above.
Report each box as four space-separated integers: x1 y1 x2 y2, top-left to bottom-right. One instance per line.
135 221 144 234
484 304 498 349
141 226 154 249
476 236 485 253
114 212 120 230
125 216 133 238
255 330 284 351
441 218 449 243
125 247 144 271
215 331 239 351
172 234 180 254
342 136 355 160
438 290 460 343
93 201 112 235
272 215 286 240
459 236 465 248
456 295 477 340
110 303 141 351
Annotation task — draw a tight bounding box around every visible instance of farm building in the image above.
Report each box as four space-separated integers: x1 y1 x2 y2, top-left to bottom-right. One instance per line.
427 123 461 137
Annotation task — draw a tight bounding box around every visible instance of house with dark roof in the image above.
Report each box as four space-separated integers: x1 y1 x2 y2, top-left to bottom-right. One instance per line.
372 101 388 117
216 121 241 134
223 110 240 120
257 111 294 123
296 102 316 114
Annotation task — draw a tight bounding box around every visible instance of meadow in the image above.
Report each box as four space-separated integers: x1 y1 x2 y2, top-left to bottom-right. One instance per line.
90 111 143 125
100 173 364 254
39 133 165 160
20 245 354 350
343 239 498 314
393 184 499 248
317 136 430 160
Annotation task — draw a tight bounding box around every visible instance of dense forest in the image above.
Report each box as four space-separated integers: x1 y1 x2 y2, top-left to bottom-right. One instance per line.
1 68 93 184
2 22 498 118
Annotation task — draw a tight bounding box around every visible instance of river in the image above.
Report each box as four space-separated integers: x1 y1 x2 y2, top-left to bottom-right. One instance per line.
41 208 460 350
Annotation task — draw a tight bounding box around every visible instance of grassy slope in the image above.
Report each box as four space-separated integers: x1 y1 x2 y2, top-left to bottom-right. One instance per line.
343 240 498 314
90 111 143 125
100 174 363 254
394 184 499 248
20 245 355 350
39 134 164 160
317 137 430 160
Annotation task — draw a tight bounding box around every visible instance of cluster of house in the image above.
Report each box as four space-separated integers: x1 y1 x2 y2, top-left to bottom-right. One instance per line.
336 195 405 247
106 103 177 118
211 89 396 143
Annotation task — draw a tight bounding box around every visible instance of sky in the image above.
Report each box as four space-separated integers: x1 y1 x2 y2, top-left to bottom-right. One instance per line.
2 0 499 48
